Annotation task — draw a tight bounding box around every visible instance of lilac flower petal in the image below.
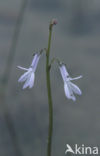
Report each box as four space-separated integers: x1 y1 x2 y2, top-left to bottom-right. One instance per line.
22 71 35 89
31 53 38 67
17 66 28 71
60 64 69 77
18 70 30 82
29 72 35 88
31 53 41 72
22 75 31 89
71 95 76 101
64 83 76 101
33 55 40 72
69 82 82 95
70 75 82 81
59 64 69 82
64 83 71 99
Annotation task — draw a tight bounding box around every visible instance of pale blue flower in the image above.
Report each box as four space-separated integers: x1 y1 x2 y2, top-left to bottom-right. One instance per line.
59 63 82 101
18 52 41 89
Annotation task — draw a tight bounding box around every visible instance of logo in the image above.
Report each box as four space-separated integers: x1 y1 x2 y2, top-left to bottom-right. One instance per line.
65 144 99 155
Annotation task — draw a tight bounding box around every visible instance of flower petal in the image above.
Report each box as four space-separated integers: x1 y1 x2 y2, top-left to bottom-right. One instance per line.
22 72 35 89
59 64 69 82
17 66 28 71
29 72 35 88
69 82 82 95
71 95 76 101
64 83 71 99
31 53 41 72
64 83 76 101
70 75 82 81
22 75 31 89
18 70 30 82
31 53 38 66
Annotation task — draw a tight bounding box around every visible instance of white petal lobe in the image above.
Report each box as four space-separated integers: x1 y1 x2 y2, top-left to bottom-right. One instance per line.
23 76 30 89
31 54 38 67
71 95 76 101
69 82 82 95
31 53 41 72
18 71 30 82
17 66 28 71
70 75 82 81
29 73 35 88
64 83 76 101
64 83 71 99
59 65 69 82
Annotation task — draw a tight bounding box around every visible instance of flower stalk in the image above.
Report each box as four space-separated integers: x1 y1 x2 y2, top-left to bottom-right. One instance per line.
17 18 82 156
46 20 56 156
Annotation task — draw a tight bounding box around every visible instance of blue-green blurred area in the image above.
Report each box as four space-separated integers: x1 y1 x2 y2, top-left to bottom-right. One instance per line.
0 0 100 156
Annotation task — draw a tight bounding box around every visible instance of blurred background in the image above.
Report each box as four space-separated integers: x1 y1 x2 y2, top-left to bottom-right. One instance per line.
0 0 100 156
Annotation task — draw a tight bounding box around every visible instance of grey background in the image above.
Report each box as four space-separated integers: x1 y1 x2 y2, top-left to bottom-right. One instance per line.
0 0 100 156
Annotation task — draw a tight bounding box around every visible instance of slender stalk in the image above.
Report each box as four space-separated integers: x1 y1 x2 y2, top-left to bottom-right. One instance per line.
46 23 53 156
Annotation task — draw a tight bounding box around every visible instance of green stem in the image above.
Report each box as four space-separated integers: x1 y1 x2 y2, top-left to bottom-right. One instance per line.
46 24 53 156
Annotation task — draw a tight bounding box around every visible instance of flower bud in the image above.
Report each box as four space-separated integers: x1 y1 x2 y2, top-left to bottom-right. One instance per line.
49 19 57 30
51 19 57 25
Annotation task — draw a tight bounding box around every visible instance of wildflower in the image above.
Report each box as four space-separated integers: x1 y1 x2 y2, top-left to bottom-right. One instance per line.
18 52 41 89
59 63 82 101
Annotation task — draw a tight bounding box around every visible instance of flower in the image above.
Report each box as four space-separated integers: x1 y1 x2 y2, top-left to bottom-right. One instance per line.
59 63 82 101
18 52 41 89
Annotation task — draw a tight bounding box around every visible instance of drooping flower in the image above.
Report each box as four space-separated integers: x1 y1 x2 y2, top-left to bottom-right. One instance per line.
59 63 82 101
18 52 41 89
